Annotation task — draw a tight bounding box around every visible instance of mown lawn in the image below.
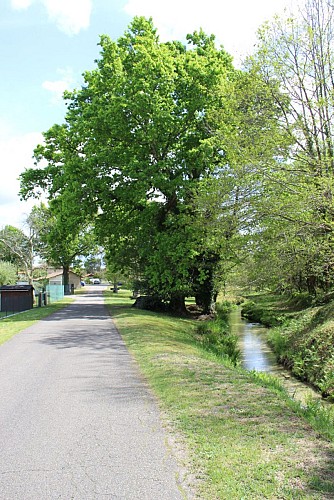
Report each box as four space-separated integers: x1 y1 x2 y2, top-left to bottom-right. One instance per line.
105 290 334 499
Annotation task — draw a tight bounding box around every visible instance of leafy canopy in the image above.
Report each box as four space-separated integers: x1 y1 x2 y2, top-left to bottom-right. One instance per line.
20 17 236 310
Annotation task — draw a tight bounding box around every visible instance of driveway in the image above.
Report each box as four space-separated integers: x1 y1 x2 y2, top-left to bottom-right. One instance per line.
0 286 186 499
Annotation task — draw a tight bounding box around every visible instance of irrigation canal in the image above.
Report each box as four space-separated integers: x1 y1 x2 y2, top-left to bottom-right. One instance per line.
228 307 328 406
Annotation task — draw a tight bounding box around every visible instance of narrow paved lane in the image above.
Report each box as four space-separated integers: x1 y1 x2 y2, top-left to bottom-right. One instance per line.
0 287 184 499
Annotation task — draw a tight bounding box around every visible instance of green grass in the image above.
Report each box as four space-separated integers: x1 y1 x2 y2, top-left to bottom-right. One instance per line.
240 292 301 327
0 297 74 345
105 290 334 499
269 303 334 401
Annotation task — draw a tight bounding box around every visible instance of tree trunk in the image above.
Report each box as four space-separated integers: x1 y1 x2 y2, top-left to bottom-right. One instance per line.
194 251 219 314
169 293 187 315
195 282 216 315
63 264 70 295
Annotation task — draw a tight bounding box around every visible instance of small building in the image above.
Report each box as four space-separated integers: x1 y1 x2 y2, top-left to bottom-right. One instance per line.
35 269 82 290
0 285 34 313
33 269 82 301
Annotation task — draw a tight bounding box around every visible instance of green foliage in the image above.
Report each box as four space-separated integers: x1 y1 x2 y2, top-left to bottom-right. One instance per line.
0 225 37 283
215 300 234 319
238 0 334 296
300 398 334 442
241 300 285 327
25 203 97 289
194 63 292 297
196 317 240 365
18 6 334 310
84 255 103 275
19 16 239 312
0 232 22 268
267 328 289 358
288 291 314 309
0 260 17 285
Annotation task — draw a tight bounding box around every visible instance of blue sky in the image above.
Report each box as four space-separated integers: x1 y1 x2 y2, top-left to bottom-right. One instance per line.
0 0 291 230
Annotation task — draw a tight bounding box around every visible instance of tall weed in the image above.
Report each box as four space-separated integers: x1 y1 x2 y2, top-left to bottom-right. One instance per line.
196 316 240 365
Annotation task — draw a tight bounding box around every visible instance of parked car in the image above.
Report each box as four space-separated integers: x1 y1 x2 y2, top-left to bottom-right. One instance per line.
92 278 101 284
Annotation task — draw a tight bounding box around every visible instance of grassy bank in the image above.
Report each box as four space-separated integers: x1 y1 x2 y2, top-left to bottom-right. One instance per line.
105 290 334 499
240 292 302 327
268 303 334 401
0 296 74 346
240 293 334 401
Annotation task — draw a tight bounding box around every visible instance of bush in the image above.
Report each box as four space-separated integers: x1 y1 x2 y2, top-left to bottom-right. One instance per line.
215 300 233 320
267 327 289 361
318 368 334 400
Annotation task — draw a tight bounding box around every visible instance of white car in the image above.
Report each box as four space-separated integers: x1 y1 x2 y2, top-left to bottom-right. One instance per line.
91 278 101 284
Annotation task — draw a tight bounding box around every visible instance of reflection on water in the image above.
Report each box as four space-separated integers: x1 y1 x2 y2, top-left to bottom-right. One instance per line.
240 325 278 372
229 308 326 405
229 307 278 371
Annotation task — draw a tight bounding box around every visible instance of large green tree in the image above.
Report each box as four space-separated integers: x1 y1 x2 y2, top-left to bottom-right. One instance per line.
20 17 236 312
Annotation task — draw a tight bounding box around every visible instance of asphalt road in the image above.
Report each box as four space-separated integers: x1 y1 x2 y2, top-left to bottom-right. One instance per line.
0 286 186 499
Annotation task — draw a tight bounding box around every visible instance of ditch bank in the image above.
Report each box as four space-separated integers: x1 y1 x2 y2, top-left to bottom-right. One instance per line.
240 295 334 402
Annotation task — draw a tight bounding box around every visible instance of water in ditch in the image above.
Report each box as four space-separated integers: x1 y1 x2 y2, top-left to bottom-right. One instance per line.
228 307 327 406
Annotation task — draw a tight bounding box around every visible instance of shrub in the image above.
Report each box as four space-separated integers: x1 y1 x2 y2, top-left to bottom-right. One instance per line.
215 300 233 320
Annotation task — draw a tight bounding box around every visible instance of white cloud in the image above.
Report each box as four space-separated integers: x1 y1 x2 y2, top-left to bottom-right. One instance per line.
42 67 76 103
124 0 291 63
0 129 44 230
11 0 34 9
11 0 92 35
42 0 92 35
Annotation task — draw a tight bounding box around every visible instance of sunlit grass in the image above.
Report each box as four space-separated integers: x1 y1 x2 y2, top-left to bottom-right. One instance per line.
105 289 334 499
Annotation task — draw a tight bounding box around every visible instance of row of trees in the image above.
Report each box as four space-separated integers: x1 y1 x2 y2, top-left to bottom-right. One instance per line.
238 0 334 295
19 0 334 310
0 206 100 287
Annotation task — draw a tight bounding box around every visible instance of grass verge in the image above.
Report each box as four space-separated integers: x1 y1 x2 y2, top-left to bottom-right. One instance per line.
0 297 74 346
105 290 334 499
